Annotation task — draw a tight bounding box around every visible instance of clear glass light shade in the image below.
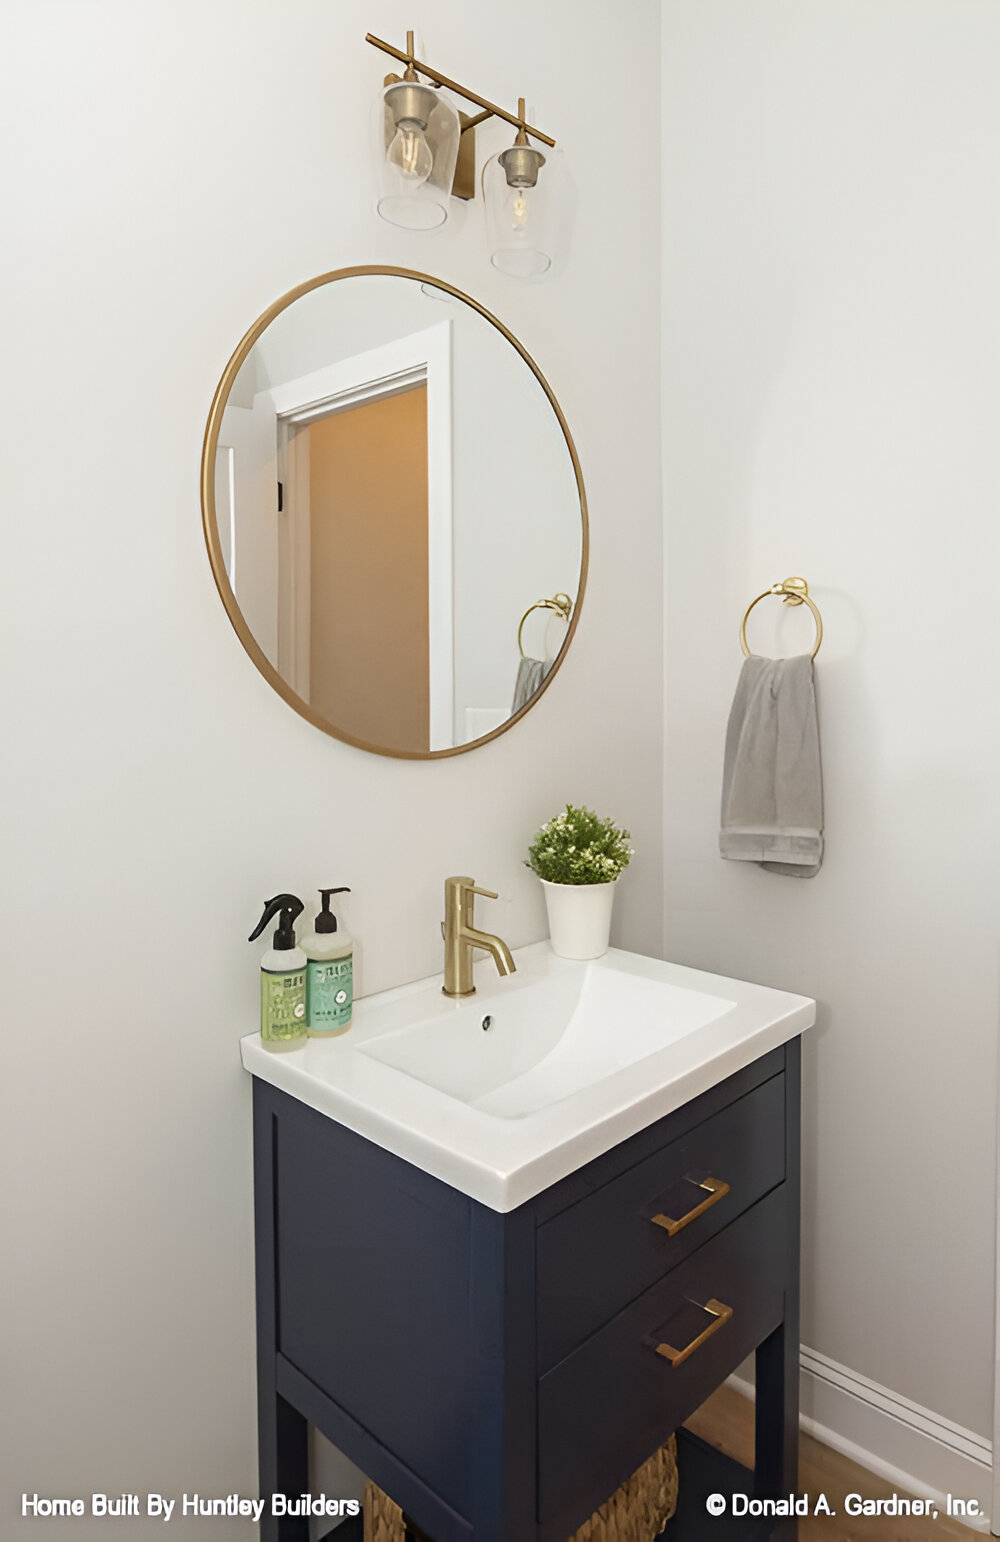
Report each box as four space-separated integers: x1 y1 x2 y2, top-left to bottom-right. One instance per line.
482 143 555 277
376 79 460 230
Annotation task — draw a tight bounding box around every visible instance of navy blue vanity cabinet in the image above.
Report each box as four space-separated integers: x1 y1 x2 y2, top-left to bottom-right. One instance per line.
252 1038 801 1542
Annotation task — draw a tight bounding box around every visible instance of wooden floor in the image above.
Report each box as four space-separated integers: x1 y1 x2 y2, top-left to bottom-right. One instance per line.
684 1386 983 1540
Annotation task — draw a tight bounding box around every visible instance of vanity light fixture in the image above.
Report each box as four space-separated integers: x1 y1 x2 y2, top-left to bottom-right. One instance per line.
482 104 554 277
367 30 557 270
376 38 461 230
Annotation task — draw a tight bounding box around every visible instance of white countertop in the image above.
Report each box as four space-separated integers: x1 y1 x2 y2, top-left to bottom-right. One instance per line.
240 942 815 1212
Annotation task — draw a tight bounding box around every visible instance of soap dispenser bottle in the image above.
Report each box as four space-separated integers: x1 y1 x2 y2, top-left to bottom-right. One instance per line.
300 887 353 1037
249 894 307 1053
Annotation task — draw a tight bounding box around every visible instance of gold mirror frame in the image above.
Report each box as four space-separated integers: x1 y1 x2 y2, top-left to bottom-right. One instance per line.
200 265 588 759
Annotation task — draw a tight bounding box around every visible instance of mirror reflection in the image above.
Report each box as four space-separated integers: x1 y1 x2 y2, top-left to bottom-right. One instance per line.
205 270 586 757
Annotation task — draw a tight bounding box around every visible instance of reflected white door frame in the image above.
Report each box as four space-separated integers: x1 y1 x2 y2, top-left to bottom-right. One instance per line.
263 322 454 751
275 420 311 703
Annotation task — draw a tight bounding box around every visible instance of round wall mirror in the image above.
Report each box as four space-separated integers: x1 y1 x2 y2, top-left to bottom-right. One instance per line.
201 266 587 758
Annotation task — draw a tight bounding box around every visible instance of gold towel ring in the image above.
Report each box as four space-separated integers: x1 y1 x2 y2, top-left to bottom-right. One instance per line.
518 593 572 658
740 576 823 659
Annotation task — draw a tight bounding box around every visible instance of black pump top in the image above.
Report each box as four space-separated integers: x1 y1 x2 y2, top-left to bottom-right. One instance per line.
249 893 304 950
316 886 351 933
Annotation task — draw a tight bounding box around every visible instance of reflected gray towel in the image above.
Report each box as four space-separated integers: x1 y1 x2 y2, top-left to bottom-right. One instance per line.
512 656 550 714
720 654 823 877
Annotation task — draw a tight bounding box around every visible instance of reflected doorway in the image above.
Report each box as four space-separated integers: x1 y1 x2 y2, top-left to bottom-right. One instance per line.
279 386 430 754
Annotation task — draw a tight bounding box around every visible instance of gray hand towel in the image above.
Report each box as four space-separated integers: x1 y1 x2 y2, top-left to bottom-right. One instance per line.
512 656 550 714
720 654 823 877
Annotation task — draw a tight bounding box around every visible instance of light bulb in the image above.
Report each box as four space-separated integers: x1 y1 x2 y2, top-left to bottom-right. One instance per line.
386 121 433 185
511 193 529 227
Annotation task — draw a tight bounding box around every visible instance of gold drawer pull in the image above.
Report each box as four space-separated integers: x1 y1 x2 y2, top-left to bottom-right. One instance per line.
650 1176 730 1236
656 1298 733 1368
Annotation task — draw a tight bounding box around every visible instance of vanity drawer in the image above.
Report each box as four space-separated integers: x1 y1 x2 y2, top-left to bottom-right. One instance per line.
537 1185 787 1532
536 1072 785 1370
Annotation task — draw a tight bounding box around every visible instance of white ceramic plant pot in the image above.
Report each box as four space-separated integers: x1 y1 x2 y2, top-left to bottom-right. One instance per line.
540 878 617 960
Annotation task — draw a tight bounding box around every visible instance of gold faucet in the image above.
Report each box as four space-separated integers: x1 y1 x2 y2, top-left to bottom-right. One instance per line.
442 876 516 997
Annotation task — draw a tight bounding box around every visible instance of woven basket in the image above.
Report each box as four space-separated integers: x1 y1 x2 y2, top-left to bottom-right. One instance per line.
363 1434 678 1542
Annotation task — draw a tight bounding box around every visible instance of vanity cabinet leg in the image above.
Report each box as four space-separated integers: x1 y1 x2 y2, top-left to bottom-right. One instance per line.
754 1037 801 1539
755 1316 799 1537
254 1086 309 1541
258 1392 309 1542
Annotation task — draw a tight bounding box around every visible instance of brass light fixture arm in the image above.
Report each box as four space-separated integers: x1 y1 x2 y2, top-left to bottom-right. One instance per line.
365 32 556 147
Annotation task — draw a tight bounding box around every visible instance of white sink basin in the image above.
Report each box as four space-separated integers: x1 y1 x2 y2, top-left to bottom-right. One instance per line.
240 942 814 1211
359 957 736 1118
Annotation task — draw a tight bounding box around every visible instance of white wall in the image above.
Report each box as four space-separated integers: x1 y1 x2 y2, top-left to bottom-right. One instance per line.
662 0 1000 1463
0 3 662 1537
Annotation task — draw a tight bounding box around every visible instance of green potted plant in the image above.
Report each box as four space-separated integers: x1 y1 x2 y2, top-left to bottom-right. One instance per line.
525 804 634 959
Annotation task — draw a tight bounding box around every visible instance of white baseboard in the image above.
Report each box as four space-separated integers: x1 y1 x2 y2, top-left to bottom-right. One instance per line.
728 1345 993 1534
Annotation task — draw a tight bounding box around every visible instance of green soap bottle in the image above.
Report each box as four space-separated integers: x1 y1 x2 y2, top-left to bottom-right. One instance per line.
248 894 307 1052
301 887 353 1036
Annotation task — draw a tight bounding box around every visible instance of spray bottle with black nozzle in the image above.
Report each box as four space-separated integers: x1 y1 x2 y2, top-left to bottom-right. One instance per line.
249 894 307 1052
300 887 354 1036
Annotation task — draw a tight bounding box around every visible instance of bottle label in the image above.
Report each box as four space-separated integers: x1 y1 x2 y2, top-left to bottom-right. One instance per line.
307 955 353 1031
261 969 306 1044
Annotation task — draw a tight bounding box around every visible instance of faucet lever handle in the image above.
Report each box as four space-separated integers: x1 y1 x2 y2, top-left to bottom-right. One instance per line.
468 885 498 901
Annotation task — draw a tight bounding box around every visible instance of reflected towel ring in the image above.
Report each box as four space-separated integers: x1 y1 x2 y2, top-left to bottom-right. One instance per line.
740 576 823 659
518 592 573 658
